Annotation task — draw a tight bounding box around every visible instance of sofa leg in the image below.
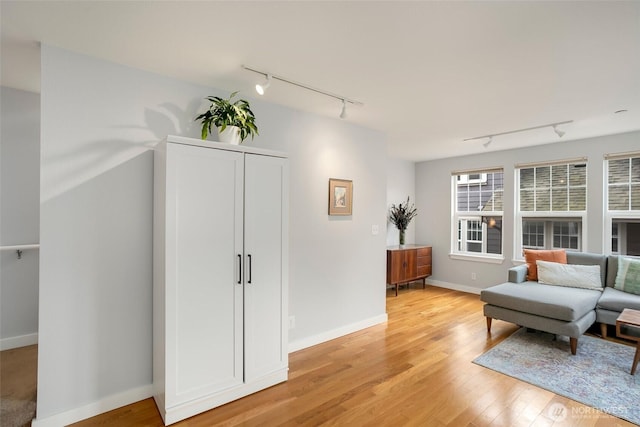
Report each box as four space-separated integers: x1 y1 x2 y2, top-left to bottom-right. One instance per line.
570 337 577 355
600 323 608 338
486 317 492 333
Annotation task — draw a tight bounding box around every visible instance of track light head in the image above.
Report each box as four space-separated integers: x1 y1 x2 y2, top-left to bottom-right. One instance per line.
340 99 347 119
256 74 271 95
553 124 565 138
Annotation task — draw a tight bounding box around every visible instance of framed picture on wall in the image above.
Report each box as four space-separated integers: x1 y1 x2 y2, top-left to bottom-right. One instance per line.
328 178 353 216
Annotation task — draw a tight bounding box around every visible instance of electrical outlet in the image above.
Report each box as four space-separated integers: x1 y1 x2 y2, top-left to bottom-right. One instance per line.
471 272 477 280
372 224 379 235
289 316 296 329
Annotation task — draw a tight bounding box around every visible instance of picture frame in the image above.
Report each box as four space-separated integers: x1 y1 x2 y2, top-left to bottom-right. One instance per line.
328 178 353 216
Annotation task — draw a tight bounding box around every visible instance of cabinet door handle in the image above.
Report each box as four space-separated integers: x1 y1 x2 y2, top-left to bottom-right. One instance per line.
237 254 242 284
247 254 252 284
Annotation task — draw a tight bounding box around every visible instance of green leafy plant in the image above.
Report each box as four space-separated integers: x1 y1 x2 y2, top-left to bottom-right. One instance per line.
195 91 258 142
389 197 417 244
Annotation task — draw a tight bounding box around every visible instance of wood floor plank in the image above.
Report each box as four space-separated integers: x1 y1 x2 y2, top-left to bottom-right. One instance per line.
68 286 636 427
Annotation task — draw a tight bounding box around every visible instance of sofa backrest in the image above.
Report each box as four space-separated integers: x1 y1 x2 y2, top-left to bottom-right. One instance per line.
606 254 640 288
566 251 607 287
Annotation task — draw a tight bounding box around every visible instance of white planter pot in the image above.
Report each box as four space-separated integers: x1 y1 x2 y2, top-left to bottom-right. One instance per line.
218 126 242 145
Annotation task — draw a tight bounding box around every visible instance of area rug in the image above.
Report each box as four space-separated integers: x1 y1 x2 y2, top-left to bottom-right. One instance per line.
0 398 36 427
473 328 640 425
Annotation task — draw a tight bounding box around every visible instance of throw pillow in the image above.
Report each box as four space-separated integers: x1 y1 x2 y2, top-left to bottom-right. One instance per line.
523 249 567 281
536 260 603 290
614 256 640 295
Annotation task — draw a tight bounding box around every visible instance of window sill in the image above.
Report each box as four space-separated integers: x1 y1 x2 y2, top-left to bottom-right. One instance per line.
449 253 505 264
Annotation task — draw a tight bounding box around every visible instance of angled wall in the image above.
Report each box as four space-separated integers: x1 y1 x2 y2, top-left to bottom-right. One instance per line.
36 45 387 424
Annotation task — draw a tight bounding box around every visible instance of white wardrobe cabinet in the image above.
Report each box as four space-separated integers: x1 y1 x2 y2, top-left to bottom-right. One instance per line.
153 136 288 425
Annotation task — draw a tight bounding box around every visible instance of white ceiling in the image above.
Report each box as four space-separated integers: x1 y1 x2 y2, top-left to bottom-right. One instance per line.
2 1 639 161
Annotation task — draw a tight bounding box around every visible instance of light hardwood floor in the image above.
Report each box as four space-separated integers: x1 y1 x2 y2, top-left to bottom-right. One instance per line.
65 285 635 426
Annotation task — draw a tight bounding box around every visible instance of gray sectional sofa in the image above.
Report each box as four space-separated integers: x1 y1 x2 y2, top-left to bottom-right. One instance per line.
481 252 640 355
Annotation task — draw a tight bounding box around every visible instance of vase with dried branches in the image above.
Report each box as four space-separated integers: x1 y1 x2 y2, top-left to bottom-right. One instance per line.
389 197 417 245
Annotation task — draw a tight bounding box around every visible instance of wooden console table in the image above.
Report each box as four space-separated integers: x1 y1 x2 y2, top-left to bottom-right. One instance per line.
386 245 432 296
616 308 640 375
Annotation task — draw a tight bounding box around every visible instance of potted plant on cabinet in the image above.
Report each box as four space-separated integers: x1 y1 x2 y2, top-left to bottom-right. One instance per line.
195 91 258 144
389 197 417 245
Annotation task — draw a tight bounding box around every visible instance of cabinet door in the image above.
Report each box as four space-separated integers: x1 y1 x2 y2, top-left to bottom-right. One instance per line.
387 251 403 284
243 154 288 381
404 249 417 280
166 143 244 405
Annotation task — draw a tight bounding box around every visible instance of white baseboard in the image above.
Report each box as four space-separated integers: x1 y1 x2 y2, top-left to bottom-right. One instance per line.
288 313 388 353
31 384 153 427
0 332 38 350
426 278 482 295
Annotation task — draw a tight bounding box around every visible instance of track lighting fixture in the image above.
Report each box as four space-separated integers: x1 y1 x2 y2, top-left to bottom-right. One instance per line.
553 124 565 138
242 65 364 119
464 120 573 145
255 74 271 95
340 99 347 119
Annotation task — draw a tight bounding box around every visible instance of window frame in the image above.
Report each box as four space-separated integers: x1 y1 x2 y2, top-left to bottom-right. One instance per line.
451 168 504 263
603 152 640 255
514 159 588 260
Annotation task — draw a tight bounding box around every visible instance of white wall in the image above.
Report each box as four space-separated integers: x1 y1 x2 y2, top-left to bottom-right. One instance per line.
0 86 40 350
386 158 416 246
37 45 387 424
415 131 640 293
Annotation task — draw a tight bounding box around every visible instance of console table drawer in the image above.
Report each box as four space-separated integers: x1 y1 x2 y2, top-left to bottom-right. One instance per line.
417 265 432 276
417 247 431 257
417 255 431 267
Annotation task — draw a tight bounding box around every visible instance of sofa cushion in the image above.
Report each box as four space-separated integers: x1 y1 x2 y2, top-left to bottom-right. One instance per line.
481 282 601 322
536 260 603 291
566 252 607 287
523 249 567 281
596 287 640 312
614 256 640 295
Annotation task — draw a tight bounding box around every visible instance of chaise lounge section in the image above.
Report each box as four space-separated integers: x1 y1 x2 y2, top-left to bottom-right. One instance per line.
482 252 606 355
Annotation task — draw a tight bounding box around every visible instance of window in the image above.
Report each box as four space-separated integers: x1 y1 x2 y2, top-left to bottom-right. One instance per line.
522 221 544 248
553 221 581 249
605 153 640 255
452 168 504 259
457 218 483 253
515 159 587 257
612 222 619 253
